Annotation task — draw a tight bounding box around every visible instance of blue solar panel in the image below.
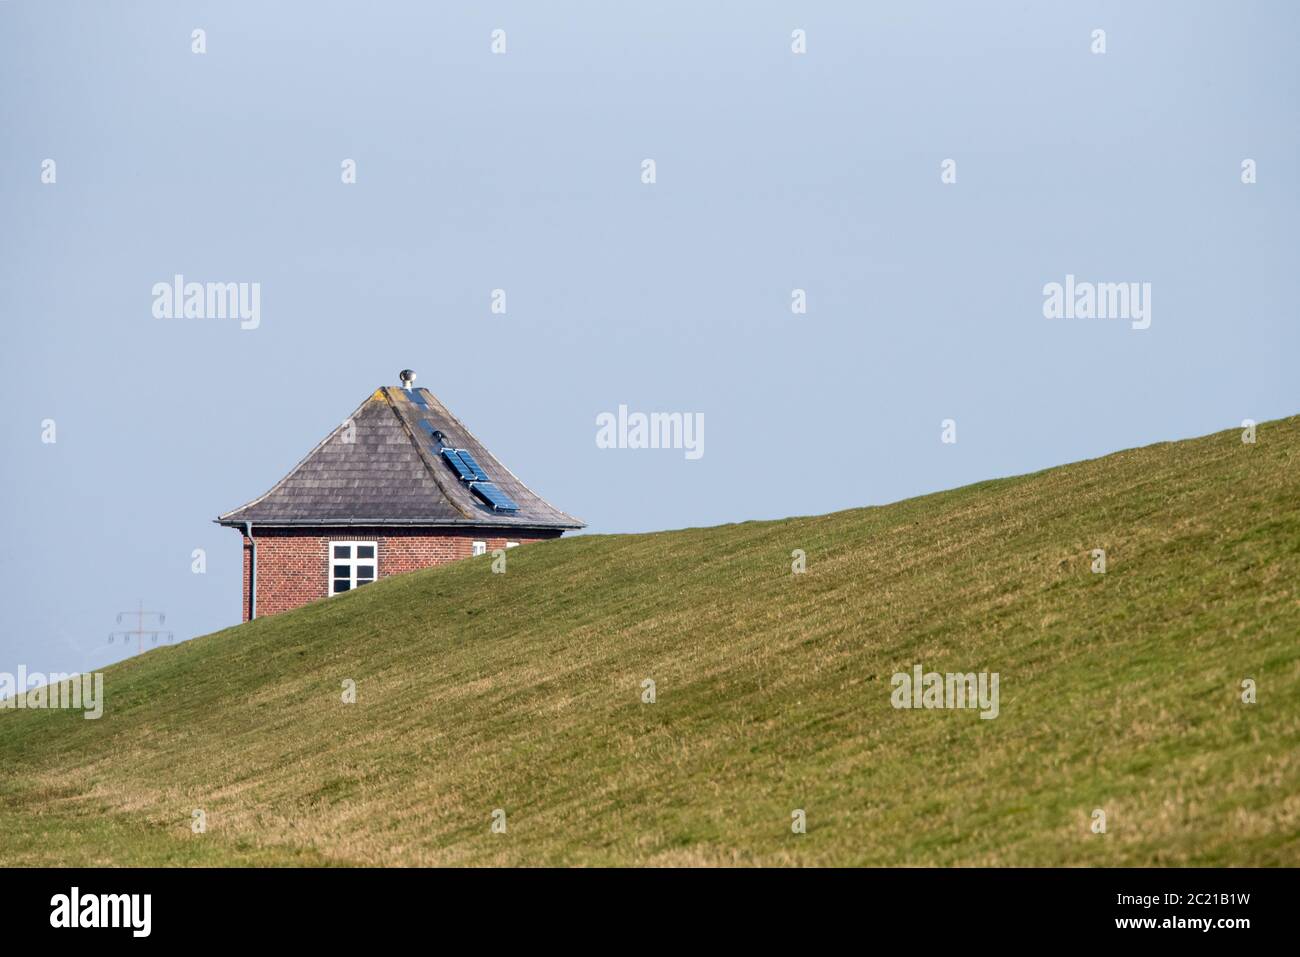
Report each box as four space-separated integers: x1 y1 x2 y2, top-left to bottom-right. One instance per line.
405 388 429 409
471 482 519 512
441 448 477 481
453 448 490 482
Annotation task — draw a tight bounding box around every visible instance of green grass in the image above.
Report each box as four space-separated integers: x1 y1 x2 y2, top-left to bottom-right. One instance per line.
3 418 1298 866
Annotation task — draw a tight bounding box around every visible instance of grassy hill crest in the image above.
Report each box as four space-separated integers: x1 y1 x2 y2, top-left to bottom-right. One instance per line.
3 418 1298 866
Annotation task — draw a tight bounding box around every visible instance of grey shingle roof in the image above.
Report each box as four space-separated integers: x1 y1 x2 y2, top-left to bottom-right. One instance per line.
216 386 584 530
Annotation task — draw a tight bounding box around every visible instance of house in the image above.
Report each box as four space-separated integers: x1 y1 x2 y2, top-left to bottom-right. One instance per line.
216 371 583 620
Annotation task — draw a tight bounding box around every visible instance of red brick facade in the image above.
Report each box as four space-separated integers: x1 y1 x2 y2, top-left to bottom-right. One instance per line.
239 526 562 621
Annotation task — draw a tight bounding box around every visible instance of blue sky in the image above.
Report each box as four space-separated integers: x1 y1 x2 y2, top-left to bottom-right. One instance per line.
2 1 1297 677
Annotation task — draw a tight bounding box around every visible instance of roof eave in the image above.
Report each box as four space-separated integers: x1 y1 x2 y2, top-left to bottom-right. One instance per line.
214 516 585 531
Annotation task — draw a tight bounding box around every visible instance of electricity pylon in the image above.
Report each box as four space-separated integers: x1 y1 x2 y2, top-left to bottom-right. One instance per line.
108 600 173 657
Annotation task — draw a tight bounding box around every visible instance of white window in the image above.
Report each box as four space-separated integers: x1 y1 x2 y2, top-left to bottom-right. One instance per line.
330 541 377 594
472 541 487 557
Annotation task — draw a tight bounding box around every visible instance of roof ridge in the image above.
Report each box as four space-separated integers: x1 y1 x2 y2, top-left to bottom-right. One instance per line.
378 387 477 521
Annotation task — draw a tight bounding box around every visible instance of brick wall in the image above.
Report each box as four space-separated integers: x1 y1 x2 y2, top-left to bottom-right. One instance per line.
238 526 563 620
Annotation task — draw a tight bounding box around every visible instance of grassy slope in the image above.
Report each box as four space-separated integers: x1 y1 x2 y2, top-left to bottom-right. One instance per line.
2 418 1298 867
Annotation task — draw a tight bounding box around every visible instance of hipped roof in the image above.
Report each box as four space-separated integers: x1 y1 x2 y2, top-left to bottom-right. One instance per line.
216 386 584 530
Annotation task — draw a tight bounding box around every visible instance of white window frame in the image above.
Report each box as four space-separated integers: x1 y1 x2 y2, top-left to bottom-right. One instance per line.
329 541 377 595
472 541 487 557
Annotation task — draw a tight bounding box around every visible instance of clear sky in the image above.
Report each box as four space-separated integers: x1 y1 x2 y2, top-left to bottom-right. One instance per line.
2 1 1297 677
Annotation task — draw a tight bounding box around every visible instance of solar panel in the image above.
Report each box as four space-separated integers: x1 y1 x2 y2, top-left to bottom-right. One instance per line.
441 448 477 482
405 388 429 409
452 448 490 481
471 481 519 512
